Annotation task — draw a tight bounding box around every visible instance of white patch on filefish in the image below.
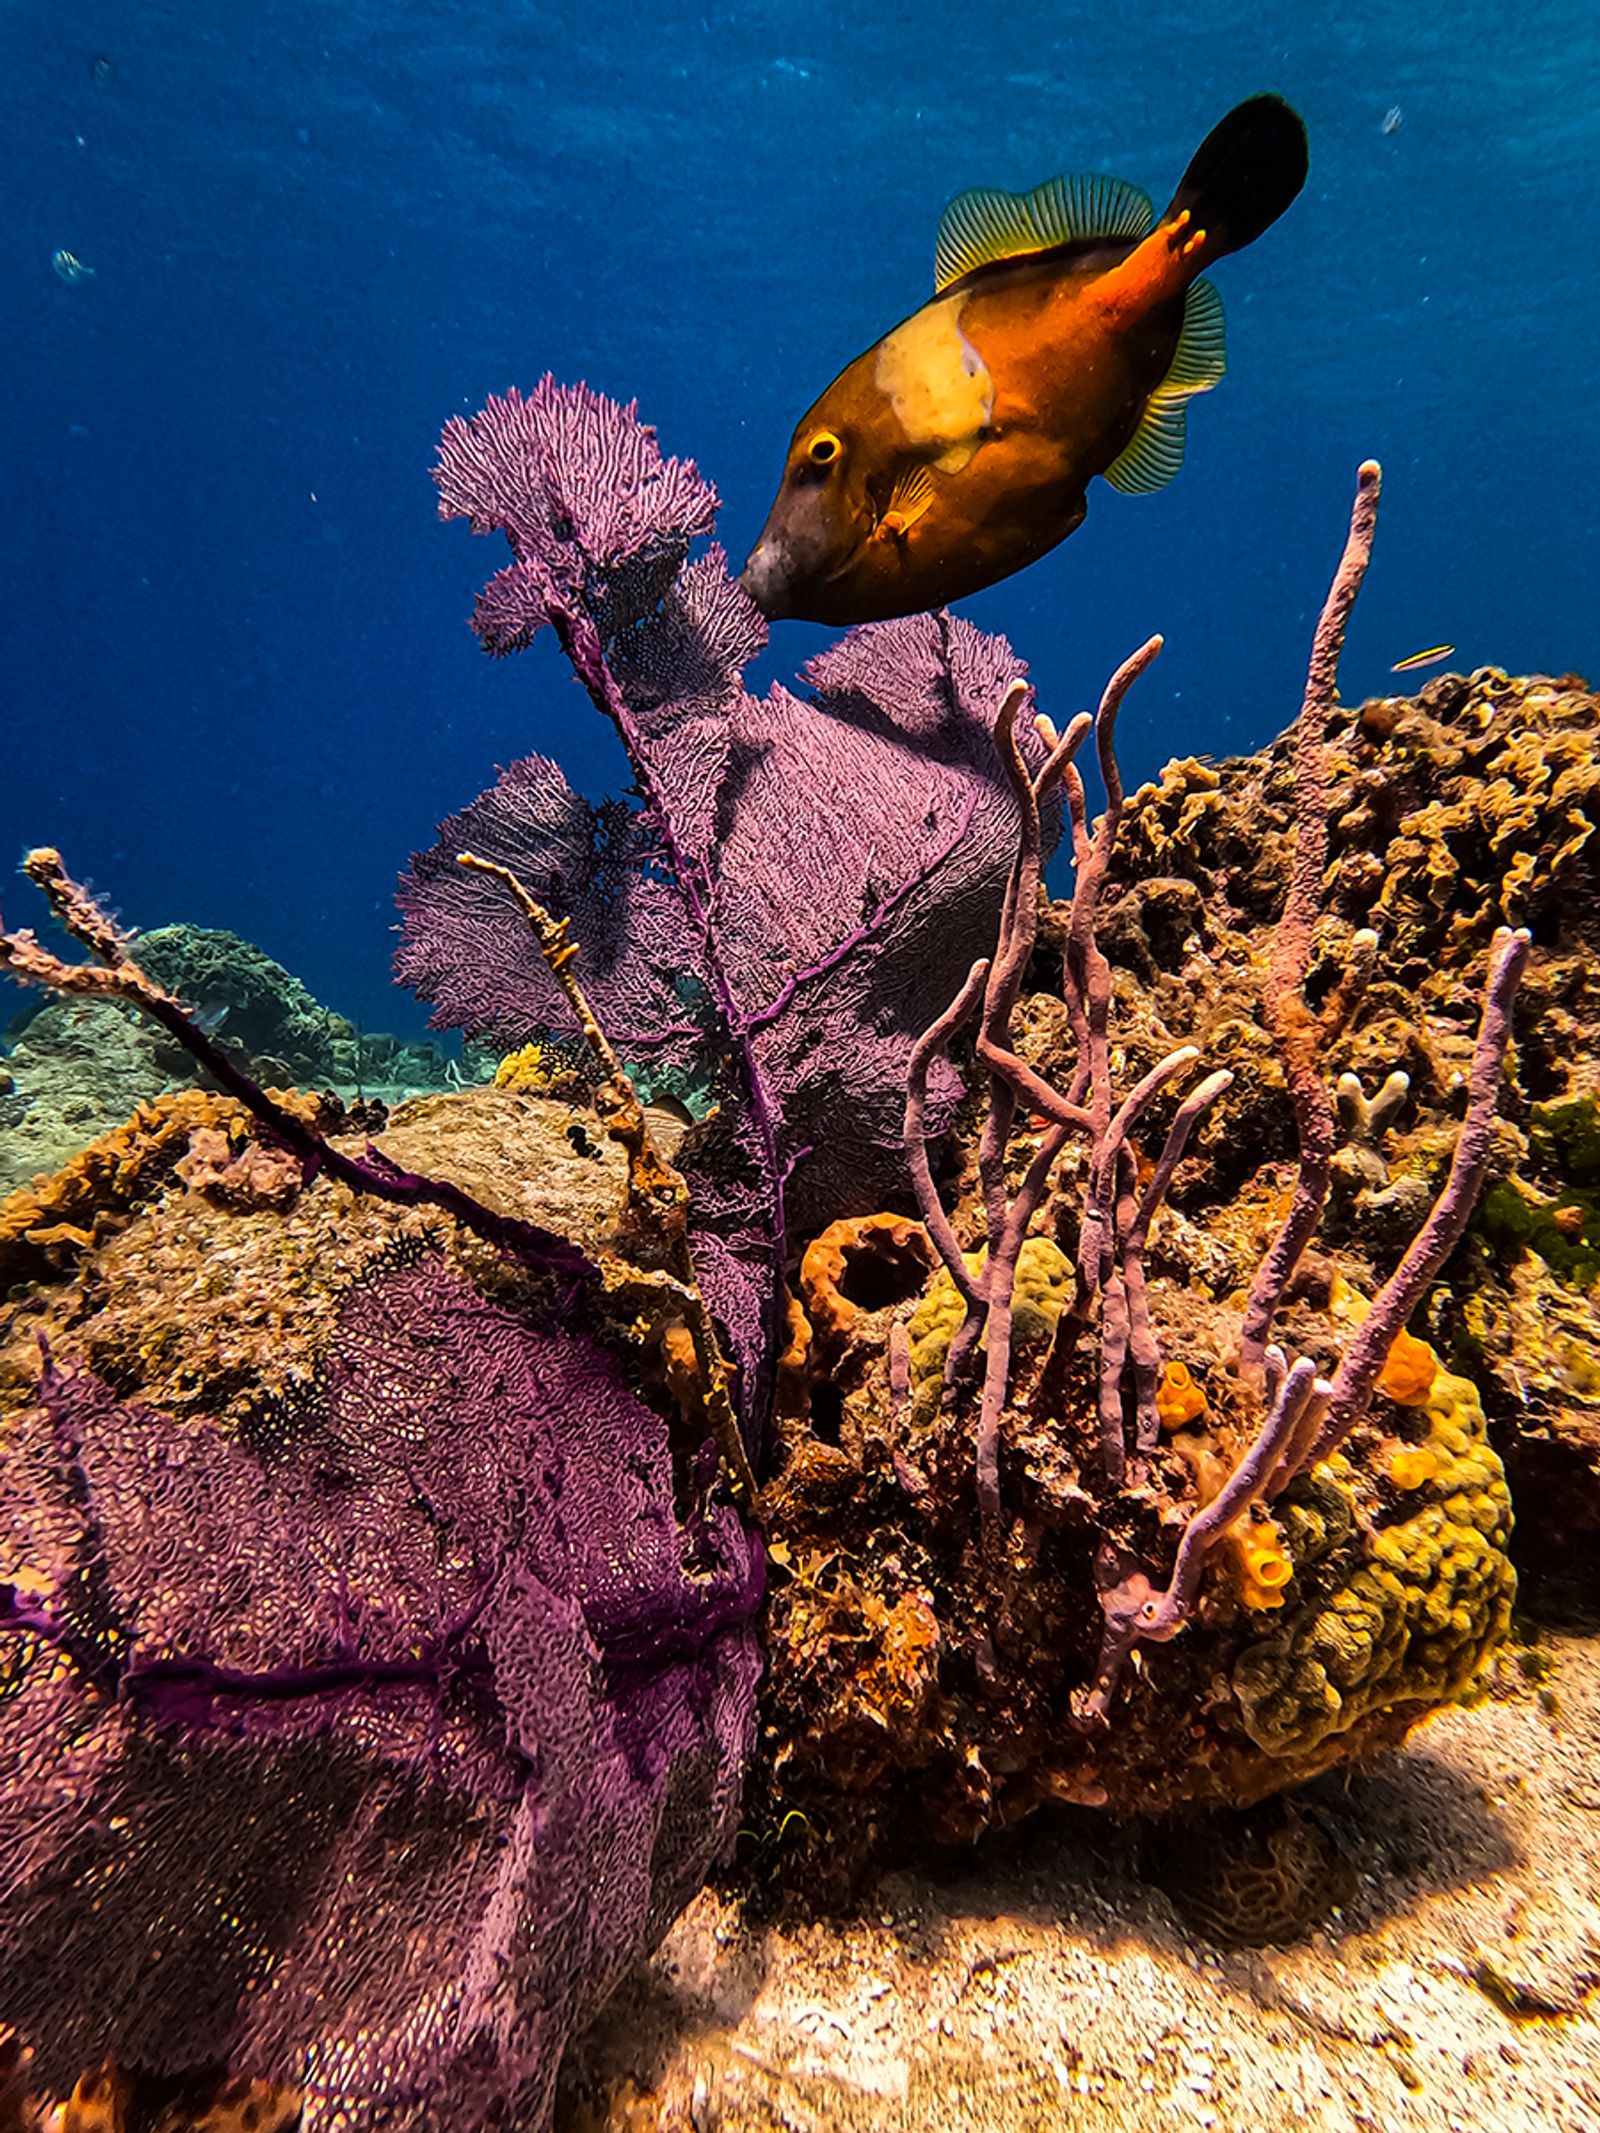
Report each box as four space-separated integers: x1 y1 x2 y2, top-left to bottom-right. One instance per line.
52 248 95 285
874 294 994 475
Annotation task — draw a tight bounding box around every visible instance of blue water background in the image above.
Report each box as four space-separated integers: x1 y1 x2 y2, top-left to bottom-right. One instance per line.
4 1 1597 1038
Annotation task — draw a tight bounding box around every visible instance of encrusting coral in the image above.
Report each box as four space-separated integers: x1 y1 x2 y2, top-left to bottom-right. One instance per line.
1232 1359 1513 1757
0 1089 251 1290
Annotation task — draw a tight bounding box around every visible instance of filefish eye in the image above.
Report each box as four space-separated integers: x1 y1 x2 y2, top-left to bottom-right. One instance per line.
806 430 842 467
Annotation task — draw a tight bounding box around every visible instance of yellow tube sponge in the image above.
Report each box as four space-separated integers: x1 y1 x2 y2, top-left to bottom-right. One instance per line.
1232 1367 1514 1756
1156 1358 1209 1429
1231 1514 1295 1610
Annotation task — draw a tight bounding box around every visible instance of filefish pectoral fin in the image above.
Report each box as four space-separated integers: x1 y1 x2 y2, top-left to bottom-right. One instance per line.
872 463 938 542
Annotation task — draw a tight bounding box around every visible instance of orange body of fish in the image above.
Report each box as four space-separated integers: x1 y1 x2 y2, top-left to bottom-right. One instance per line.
741 95 1308 625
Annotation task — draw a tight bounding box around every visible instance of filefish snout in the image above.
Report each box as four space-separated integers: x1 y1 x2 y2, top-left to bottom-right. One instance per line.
739 536 795 619
740 476 851 620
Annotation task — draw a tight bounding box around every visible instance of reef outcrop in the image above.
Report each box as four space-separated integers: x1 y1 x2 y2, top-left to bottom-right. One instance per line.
750 632 1593 1894
1094 664 1600 1588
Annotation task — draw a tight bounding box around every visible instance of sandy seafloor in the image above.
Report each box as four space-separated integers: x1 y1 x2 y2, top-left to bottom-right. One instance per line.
565 1615 1600 2133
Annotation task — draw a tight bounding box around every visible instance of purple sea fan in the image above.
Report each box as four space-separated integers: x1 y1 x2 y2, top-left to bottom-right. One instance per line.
718 610 1059 1230
0 1250 762 2131
404 383 1055 1441
435 379 719 653
395 753 702 1061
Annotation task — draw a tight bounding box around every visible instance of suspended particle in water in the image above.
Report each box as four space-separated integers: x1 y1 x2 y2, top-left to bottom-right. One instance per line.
52 248 95 285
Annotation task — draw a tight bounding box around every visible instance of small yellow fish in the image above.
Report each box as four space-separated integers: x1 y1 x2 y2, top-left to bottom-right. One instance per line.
742 95 1308 624
1390 643 1455 673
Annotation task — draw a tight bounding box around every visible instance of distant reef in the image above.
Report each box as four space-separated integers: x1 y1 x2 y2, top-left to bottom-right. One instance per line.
0 922 454 1198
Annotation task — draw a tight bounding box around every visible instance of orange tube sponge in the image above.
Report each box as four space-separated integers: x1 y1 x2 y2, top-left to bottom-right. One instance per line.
1155 1358 1209 1429
799 1212 936 1358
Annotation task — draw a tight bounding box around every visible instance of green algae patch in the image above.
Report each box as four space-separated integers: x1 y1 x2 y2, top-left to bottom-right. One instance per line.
1479 1179 1600 1289
1530 1093 1600 1188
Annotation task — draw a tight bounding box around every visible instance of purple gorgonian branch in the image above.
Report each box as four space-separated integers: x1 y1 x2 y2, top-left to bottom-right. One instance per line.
903 646 1225 1540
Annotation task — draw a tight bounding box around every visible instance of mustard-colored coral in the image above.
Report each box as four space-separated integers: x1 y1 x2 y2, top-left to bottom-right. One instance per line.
1232 1367 1514 1756
1156 1358 1209 1428
907 1236 1072 1394
1361 675 1600 952
494 1040 586 1098
1387 1444 1438 1492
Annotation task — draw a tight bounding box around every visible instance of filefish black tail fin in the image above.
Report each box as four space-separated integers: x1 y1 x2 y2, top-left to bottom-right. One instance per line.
1169 94 1308 258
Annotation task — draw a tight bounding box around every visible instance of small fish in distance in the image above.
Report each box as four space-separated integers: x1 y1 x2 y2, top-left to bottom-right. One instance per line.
742 95 1308 625
52 248 95 285
1391 643 1455 673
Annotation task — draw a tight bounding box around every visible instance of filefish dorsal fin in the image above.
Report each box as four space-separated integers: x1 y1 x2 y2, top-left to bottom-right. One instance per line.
934 172 1154 293
1104 276 1226 494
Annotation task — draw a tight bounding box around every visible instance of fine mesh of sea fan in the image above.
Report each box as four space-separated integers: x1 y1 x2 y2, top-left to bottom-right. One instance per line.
434 377 719 650
0 1248 762 2131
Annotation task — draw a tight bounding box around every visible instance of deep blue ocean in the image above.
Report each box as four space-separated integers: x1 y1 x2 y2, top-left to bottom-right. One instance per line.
4 1 1597 1041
